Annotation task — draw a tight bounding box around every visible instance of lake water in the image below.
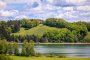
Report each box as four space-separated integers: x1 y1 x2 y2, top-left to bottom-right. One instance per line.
19 44 90 58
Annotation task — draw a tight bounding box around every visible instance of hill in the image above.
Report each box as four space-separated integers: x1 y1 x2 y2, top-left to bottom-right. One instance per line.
12 24 60 37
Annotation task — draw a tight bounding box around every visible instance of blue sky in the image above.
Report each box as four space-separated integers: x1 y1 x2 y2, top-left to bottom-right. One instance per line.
0 0 90 22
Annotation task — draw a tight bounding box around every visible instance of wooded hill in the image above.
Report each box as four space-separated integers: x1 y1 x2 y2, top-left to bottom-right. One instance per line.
0 18 90 43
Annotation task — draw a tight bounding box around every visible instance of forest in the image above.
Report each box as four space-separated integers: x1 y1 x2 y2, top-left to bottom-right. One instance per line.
0 18 90 43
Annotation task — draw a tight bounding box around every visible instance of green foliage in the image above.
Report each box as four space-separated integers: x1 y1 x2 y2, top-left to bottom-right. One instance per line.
21 47 27 56
43 28 75 43
47 53 55 57
44 18 69 28
35 53 42 57
0 21 11 40
84 32 90 42
8 43 13 55
0 54 12 60
75 21 90 31
67 23 88 41
13 42 19 56
21 40 35 56
87 23 90 31
0 18 90 43
0 40 8 54
20 19 42 29
12 24 58 37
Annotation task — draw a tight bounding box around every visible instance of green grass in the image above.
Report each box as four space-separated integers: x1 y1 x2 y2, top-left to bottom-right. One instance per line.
12 24 59 37
11 56 90 60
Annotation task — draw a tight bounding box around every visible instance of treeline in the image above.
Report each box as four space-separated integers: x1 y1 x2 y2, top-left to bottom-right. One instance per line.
0 19 43 41
0 18 90 43
43 18 89 43
0 40 35 57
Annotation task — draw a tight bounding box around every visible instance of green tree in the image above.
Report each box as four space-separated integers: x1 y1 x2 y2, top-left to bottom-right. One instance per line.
8 43 13 55
0 54 12 60
21 47 27 56
13 42 19 56
0 40 8 54
44 18 69 28
21 40 35 56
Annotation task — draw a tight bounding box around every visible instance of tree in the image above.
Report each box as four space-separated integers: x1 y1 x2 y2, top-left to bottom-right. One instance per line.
0 40 8 54
0 21 12 40
21 40 35 56
21 40 27 56
20 19 42 29
0 54 12 60
21 47 27 56
42 28 75 43
44 18 69 28
67 23 88 41
13 42 19 56
8 43 13 55
12 22 20 33
28 40 35 56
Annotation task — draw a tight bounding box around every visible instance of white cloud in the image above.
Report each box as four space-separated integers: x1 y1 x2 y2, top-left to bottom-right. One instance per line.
0 0 90 22
2 0 41 4
42 4 60 11
63 7 74 11
56 11 77 19
15 15 29 19
0 10 18 16
47 0 54 3
80 12 90 16
66 0 87 5
56 14 64 18
76 6 90 11
0 1 6 9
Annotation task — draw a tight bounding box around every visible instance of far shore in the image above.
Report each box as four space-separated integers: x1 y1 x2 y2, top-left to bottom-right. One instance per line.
17 43 90 44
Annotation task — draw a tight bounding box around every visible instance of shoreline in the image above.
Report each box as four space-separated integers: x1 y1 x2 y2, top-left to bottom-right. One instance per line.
35 43 90 44
18 43 90 44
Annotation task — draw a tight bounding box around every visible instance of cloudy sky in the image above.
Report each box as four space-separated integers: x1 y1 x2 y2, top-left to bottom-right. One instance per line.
0 0 90 22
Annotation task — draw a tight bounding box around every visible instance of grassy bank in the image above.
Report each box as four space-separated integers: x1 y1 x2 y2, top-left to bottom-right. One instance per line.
12 24 59 37
11 56 90 60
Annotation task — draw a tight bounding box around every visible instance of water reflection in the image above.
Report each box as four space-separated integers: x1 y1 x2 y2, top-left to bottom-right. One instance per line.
34 44 90 57
19 44 90 57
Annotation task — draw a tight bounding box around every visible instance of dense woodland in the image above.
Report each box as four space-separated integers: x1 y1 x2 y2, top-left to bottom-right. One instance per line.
0 18 90 43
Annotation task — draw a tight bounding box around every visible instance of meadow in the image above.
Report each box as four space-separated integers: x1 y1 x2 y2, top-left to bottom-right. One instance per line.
12 24 59 37
11 56 90 60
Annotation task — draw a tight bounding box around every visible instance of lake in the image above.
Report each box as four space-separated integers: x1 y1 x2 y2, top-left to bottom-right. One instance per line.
19 44 90 58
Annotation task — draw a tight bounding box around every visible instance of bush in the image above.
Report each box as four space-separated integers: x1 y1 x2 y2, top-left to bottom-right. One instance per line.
46 53 55 57
21 47 26 56
7 43 13 55
58 55 66 58
21 40 35 56
35 53 42 57
0 54 12 60
13 42 19 56
83 32 90 42
0 40 8 54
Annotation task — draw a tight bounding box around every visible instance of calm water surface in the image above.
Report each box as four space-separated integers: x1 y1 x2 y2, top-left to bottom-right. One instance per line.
19 44 90 57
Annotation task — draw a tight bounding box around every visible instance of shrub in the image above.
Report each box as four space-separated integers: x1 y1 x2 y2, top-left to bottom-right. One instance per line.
13 42 19 56
21 47 27 56
0 40 8 54
35 53 42 57
7 43 13 55
58 55 66 58
21 40 35 56
0 54 12 60
46 53 55 57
